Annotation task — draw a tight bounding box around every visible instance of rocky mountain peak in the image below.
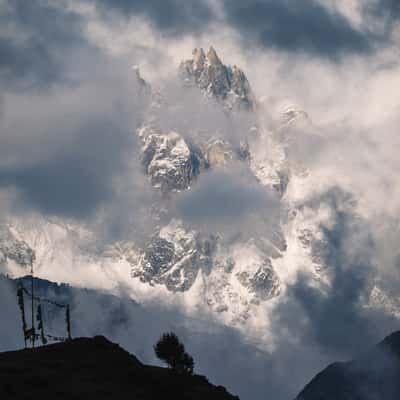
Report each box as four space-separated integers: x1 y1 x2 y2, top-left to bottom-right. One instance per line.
179 46 255 110
206 46 222 65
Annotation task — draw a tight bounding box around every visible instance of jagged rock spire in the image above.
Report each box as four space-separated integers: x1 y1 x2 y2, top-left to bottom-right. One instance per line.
206 46 222 65
178 46 255 111
192 48 205 70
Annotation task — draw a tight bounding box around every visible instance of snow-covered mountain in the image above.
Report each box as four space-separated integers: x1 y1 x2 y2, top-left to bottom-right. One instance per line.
0 47 396 341
128 47 288 322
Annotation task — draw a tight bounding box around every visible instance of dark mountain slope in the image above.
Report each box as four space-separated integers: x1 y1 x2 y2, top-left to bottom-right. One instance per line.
0 336 238 400
295 331 400 400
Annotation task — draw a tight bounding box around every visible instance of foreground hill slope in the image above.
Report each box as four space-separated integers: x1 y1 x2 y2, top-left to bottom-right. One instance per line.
0 336 239 400
296 331 400 400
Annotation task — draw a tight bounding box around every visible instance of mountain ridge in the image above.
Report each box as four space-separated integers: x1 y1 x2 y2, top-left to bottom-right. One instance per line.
0 335 239 400
295 331 400 400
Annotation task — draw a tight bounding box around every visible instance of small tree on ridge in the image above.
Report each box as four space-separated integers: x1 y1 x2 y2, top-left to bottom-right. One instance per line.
154 332 194 374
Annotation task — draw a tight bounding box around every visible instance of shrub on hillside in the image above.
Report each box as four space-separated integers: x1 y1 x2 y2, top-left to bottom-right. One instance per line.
154 332 194 374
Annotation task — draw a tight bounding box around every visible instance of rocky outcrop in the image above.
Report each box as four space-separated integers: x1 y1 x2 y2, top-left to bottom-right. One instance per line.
236 258 280 302
202 240 282 321
138 125 207 193
132 220 216 292
0 225 35 268
131 220 282 320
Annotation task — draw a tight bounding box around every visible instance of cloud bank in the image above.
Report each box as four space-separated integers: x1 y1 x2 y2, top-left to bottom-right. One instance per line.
2 1 400 400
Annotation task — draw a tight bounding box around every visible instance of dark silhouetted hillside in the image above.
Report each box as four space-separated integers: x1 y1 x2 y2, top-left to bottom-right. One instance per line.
295 331 400 400
0 336 239 400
